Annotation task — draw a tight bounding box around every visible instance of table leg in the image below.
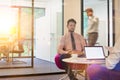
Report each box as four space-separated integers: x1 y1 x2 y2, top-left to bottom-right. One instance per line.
85 64 90 80
85 69 88 80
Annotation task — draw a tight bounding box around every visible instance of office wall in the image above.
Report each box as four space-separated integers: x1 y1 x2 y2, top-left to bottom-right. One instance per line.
35 2 51 61
35 0 62 62
64 0 81 34
114 0 120 41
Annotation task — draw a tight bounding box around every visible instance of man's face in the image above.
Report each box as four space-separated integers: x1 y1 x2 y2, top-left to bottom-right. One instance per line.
86 11 93 16
67 22 76 32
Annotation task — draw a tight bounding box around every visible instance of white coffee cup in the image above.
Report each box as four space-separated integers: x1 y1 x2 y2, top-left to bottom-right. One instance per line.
71 54 78 58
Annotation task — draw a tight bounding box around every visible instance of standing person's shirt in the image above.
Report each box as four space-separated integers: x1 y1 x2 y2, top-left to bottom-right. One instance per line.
106 37 120 70
87 16 99 34
58 32 86 54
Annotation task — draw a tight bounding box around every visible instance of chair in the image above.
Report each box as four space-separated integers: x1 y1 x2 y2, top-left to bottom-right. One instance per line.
109 61 120 80
109 70 120 80
55 54 64 69
54 54 68 80
0 44 10 62
10 39 25 64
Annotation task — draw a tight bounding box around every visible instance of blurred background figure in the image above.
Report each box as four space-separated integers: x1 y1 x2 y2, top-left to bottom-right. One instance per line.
85 8 99 46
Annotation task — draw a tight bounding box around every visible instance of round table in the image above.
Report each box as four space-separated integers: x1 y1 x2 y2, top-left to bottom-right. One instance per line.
63 57 105 80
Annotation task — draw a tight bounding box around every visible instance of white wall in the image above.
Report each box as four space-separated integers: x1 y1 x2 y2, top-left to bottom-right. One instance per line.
35 0 62 62
35 2 51 61
114 0 120 41
94 4 108 47
64 0 81 34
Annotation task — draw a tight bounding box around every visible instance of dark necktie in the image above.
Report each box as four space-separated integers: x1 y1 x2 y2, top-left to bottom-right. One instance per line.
70 32 76 50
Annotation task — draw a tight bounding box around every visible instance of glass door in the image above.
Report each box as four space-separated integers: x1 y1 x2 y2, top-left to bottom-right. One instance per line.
0 0 33 68
82 0 113 56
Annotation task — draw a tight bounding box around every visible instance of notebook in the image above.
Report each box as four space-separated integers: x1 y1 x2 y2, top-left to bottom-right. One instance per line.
84 46 105 60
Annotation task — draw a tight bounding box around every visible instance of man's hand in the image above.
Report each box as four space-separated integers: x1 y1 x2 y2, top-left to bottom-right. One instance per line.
65 50 72 54
69 50 83 56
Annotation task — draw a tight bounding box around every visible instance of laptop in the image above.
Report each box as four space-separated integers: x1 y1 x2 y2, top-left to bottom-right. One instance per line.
84 46 105 60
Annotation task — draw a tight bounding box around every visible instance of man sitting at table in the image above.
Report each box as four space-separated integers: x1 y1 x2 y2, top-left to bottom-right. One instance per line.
87 37 120 80
57 18 86 80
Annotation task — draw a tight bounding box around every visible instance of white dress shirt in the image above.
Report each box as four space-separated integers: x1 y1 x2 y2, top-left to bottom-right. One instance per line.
87 16 99 34
106 37 120 69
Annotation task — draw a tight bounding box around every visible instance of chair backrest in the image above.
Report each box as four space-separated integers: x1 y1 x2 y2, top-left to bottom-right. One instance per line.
11 39 24 53
54 54 64 69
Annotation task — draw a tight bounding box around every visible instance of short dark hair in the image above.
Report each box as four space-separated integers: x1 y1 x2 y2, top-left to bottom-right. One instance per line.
85 8 93 12
67 18 76 25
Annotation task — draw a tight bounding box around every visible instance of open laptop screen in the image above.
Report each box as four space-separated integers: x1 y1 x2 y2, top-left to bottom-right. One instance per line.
84 46 105 59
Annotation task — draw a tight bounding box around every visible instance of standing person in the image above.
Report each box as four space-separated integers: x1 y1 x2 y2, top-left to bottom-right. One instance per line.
57 18 86 80
87 37 120 80
85 8 99 46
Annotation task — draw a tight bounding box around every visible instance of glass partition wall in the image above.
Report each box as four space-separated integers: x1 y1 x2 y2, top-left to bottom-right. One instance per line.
0 0 33 68
0 0 63 73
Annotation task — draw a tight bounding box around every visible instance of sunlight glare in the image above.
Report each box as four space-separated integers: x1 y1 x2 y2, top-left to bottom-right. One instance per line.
0 7 17 35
